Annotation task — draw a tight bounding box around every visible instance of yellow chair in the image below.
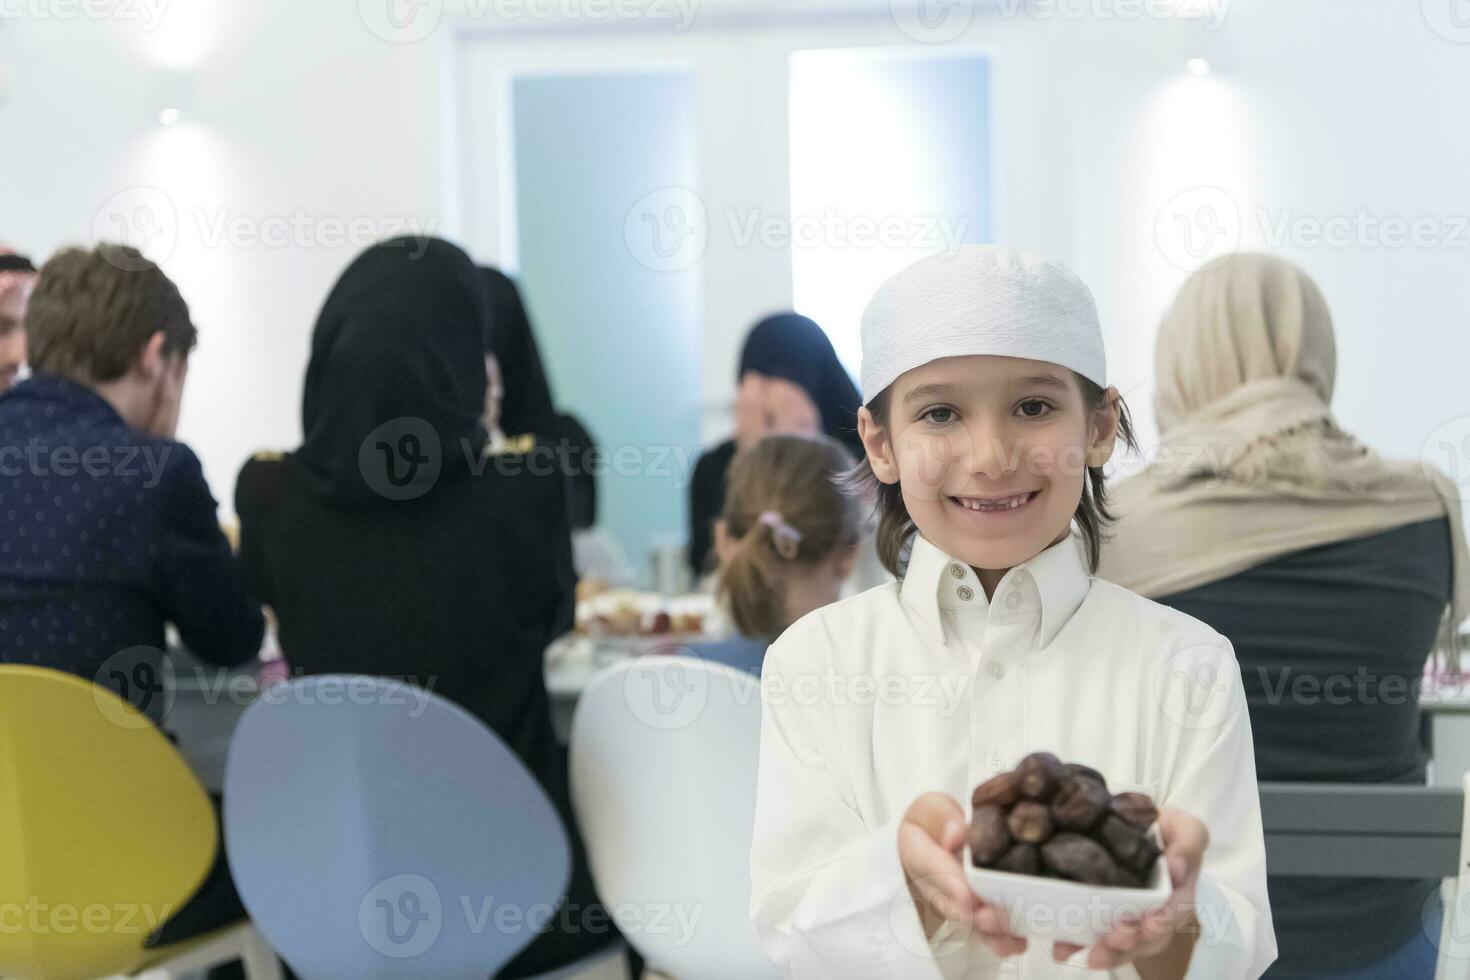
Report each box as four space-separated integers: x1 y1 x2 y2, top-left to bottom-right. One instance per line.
0 665 278 980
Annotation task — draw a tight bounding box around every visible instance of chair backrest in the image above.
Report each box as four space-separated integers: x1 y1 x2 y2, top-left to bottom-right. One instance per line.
222 675 570 980
1262 778 1470 980
1259 780 1465 878
0 665 217 980
569 656 779 980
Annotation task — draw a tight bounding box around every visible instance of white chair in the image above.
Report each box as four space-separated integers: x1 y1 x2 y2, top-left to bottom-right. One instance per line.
569 656 779 980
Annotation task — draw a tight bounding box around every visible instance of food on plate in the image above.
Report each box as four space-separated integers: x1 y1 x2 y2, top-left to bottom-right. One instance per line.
574 590 708 638
968 804 1012 865
1016 751 1066 802
993 842 1041 876
1051 774 1111 832
967 753 1162 889
1040 833 1134 887
1111 792 1160 832
970 770 1022 809
1007 800 1055 843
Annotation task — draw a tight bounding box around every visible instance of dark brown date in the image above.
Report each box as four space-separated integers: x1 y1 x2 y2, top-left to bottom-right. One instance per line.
1096 814 1162 879
1051 775 1112 832
1016 751 1066 802
993 843 1040 876
1007 800 1055 843
970 771 1022 809
1040 833 1130 886
1112 792 1160 832
1065 762 1107 789
968 803 1013 866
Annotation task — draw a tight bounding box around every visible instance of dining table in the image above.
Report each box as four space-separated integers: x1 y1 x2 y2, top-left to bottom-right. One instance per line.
159 641 1470 791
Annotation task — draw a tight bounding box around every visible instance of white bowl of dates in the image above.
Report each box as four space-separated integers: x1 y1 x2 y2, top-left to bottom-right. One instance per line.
963 753 1171 945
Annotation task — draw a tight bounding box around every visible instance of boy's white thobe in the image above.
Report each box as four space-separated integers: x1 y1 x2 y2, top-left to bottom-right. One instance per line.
750 532 1276 979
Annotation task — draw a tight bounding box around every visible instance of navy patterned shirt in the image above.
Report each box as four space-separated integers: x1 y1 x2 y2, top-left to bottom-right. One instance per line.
0 375 263 704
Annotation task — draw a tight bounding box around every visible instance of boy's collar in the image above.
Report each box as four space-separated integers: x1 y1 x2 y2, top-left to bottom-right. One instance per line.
900 531 1092 647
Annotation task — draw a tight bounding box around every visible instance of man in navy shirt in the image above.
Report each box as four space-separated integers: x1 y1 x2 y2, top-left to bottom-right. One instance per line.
0 243 265 958
0 242 263 705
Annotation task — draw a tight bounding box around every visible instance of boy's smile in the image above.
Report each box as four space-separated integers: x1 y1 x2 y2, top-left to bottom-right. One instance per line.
949 489 1044 515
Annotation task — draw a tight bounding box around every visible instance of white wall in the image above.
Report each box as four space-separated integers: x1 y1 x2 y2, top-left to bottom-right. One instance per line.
0 0 449 504
3 0 1467 520
1069 1 1470 476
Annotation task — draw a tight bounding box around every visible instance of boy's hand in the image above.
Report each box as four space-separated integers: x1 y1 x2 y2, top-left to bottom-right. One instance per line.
899 792 1027 958
1051 808 1208 976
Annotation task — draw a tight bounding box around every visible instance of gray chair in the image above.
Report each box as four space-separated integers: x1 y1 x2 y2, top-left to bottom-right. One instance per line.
1259 774 1470 979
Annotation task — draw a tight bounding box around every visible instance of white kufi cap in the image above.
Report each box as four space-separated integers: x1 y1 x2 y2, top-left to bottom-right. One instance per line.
859 245 1107 402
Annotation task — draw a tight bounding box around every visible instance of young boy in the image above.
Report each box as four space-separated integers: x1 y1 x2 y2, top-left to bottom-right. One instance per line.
749 246 1275 979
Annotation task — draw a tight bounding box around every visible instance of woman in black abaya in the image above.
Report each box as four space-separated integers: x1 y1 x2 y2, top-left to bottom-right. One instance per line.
235 237 621 977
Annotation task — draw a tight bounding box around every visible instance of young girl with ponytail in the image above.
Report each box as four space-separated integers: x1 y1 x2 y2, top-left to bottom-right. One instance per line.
691 433 869 676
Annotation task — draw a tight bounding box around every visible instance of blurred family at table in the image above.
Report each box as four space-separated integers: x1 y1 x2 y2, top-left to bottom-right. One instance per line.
0 234 1466 979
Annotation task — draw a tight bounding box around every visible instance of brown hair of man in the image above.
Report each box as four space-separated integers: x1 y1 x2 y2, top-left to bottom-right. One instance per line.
25 244 197 384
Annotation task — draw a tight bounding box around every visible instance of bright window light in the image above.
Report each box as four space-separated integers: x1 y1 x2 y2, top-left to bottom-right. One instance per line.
788 49 991 378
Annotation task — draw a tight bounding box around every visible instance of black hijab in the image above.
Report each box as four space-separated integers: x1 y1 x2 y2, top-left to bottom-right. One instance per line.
294 237 488 504
738 313 862 454
480 267 557 438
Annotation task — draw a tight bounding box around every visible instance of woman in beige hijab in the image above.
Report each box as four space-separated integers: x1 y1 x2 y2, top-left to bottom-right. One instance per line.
1100 253 1467 978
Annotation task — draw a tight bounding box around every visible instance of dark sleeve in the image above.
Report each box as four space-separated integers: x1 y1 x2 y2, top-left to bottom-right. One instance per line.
149 444 264 667
233 455 283 606
487 451 577 646
687 441 733 578
542 459 577 639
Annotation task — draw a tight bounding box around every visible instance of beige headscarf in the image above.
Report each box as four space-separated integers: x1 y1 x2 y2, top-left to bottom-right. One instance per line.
1098 254 1468 669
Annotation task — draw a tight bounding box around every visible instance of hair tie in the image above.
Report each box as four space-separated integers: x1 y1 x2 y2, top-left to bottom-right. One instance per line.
757 510 803 560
